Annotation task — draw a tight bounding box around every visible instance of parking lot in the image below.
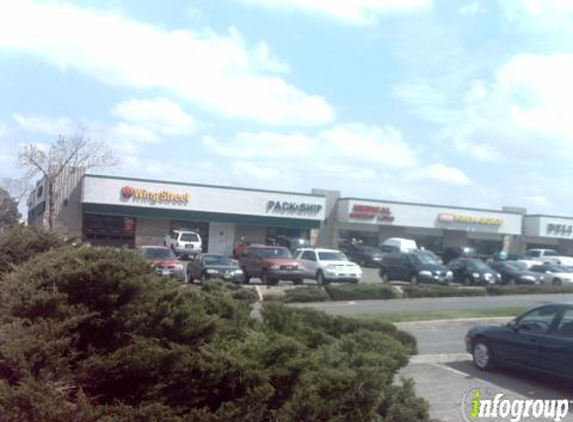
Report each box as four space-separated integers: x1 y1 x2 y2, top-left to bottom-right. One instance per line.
400 319 573 421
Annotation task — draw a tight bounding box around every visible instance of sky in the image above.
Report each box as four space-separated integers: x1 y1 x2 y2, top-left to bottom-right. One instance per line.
1 0 572 214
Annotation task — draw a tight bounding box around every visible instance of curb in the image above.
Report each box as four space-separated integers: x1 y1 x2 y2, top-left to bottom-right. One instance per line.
396 316 513 328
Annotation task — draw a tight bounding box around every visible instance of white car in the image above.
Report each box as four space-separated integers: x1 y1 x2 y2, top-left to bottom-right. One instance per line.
381 237 418 252
164 229 202 257
295 248 362 284
529 263 573 285
527 249 573 266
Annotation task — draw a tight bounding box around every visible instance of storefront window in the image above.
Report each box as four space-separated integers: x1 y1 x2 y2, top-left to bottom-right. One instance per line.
266 227 310 247
83 214 135 248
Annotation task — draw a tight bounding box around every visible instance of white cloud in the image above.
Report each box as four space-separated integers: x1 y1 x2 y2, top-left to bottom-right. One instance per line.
459 1 486 16
419 164 471 186
109 123 160 144
204 123 418 168
501 0 573 33
232 0 433 25
231 161 282 181
12 113 74 135
0 0 334 126
112 98 197 136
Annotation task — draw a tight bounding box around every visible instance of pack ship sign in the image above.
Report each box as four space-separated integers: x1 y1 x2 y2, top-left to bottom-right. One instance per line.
121 186 190 205
266 200 322 216
439 213 503 226
348 204 395 223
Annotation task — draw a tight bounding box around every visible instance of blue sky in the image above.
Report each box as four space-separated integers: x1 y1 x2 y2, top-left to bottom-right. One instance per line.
1 0 573 214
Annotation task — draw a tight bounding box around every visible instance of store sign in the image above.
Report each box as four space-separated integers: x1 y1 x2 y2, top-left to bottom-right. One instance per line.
547 223 573 236
266 200 322 216
348 204 395 223
438 213 503 226
121 186 190 204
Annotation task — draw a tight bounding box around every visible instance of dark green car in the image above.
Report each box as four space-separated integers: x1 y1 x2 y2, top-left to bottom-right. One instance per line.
466 303 573 382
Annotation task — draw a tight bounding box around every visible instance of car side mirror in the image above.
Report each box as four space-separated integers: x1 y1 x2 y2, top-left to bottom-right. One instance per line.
506 320 518 331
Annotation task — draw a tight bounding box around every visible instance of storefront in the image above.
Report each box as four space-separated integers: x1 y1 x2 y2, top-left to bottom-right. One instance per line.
78 175 326 254
523 215 573 255
333 198 523 255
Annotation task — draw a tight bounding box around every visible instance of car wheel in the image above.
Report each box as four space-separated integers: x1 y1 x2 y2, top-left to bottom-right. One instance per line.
508 278 516 285
553 278 562 286
261 269 269 285
317 271 328 285
463 276 471 286
473 339 495 371
410 275 418 284
242 268 250 284
200 272 207 284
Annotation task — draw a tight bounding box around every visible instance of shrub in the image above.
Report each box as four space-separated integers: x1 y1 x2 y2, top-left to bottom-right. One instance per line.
403 285 486 298
486 284 573 296
0 225 66 275
325 283 398 301
283 286 330 303
0 245 429 421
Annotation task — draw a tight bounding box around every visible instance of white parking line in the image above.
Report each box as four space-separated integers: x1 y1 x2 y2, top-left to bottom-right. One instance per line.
432 362 470 377
410 353 471 364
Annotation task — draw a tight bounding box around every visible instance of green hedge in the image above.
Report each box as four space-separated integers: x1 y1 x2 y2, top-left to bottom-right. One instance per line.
403 285 487 298
325 284 398 301
486 284 573 296
0 243 431 422
283 286 330 303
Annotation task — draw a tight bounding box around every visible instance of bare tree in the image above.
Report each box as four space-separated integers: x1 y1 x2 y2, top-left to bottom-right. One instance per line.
17 131 119 230
0 177 32 205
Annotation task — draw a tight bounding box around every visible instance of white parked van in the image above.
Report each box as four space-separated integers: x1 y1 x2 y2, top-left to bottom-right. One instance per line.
381 237 418 253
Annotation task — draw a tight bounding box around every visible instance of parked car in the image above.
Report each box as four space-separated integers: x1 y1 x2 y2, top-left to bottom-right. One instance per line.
379 252 452 284
465 303 573 381
489 261 543 285
527 248 573 267
529 263 573 285
138 246 185 281
295 248 362 284
164 229 202 257
275 236 311 253
239 245 305 285
187 254 244 284
412 249 443 265
343 244 385 267
441 246 479 265
447 258 501 285
380 237 418 252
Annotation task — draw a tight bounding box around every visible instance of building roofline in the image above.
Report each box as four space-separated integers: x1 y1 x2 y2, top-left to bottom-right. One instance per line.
82 174 325 199
337 197 523 215
524 214 573 220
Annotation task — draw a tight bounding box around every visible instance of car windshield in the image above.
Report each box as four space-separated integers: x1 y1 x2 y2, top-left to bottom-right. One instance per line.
142 248 175 260
359 246 382 254
258 248 291 259
548 265 570 273
543 250 559 257
180 233 199 242
465 260 491 271
203 255 236 266
504 262 527 271
411 253 438 265
318 252 348 261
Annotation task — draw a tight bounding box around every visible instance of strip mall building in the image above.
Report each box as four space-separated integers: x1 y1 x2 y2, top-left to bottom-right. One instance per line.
26 173 573 256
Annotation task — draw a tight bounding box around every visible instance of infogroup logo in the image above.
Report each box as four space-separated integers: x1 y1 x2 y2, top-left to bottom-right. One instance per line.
461 388 569 422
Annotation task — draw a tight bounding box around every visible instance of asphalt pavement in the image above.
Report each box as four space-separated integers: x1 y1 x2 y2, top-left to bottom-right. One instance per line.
290 293 573 316
398 319 573 421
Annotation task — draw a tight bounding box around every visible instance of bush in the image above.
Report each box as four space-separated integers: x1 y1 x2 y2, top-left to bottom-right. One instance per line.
403 285 487 298
0 225 66 275
283 287 330 303
486 284 573 296
0 244 430 421
325 283 398 301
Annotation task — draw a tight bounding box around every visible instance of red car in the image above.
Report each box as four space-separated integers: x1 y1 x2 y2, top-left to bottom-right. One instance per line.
239 245 305 285
138 246 186 281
